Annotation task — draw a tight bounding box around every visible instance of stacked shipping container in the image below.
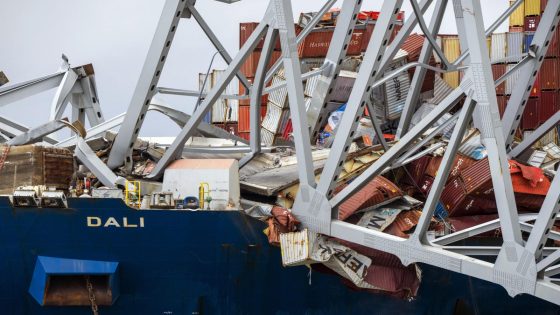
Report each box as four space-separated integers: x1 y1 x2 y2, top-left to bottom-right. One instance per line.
511 0 560 132
237 10 404 142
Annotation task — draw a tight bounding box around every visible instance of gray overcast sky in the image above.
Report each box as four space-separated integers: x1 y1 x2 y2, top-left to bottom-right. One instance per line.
0 0 508 137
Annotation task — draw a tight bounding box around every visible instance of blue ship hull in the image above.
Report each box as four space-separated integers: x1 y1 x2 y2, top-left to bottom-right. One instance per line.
0 197 558 315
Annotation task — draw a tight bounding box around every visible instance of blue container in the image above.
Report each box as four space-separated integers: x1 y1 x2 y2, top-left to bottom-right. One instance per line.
524 32 535 53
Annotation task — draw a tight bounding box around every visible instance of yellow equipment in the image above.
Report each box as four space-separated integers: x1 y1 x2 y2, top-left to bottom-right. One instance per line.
125 180 141 208
198 182 210 209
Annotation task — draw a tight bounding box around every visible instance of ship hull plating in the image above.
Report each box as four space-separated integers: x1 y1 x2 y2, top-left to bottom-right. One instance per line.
0 197 557 315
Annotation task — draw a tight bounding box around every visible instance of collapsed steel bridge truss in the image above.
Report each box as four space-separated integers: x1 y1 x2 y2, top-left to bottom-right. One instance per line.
2 0 560 305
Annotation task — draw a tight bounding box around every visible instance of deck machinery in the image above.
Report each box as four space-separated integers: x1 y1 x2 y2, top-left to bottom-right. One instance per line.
1 0 560 308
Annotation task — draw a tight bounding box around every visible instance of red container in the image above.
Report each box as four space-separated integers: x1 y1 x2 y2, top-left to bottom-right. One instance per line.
419 175 434 195
440 177 498 217
459 159 493 196
539 58 560 90
531 72 541 97
524 16 540 32
425 154 475 179
497 95 510 118
237 105 267 132
240 51 282 78
421 58 436 93
299 25 373 58
281 119 293 140
240 23 301 50
404 156 431 187
238 80 269 106
546 28 560 58
238 105 250 132
357 11 405 21
521 98 540 130
541 0 548 13
440 177 467 214
539 90 560 123
401 33 425 62
238 132 250 141
492 64 507 95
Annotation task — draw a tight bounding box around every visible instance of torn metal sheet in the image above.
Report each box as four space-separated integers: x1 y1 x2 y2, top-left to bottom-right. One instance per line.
280 230 374 289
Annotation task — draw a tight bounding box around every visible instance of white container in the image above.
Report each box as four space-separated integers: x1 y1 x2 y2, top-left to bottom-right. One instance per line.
162 159 240 210
505 64 521 95
199 70 239 123
491 33 507 63
384 58 411 120
304 73 320 98
507 32 524 63
269 70 288 107
279 229 318 266
260 128 275 146
261 103 283 132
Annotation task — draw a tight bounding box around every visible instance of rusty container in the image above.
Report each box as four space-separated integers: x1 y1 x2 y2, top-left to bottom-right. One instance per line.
539 58 560 90
492 64 507 95
539 90 560 123
521 98 541 130
524 15 540 32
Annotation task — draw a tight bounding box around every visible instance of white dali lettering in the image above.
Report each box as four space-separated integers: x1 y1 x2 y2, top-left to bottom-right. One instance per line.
87 216 145 228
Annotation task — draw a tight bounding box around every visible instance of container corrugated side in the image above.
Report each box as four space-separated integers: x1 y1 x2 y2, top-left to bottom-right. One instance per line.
241 51 282 78
440 177 468 216
262 103 283 133
211 99 239 123
442 37 461 88
524 32 535 53
524 0 540 17
277 109 291 140
238 106 250 132
429 75 455 105
401 33 425 61
505 64 521 95
497 95 510 118
384 70 411 120
443 72 460 89
540 58 560 90
521 98 540 130
304 73 320 98
279 230 317 266
540 90 560 123
546 28 560 57
492 64 507 95
240 22 282 50
269 71 288 107
442 36 461 63
459 158 493 195
206 70 240 123
524 15 540 32
331 71 357 103
506 32 524 63
491 33 507 63
458 132 485 160
260 128 275 146
510 0 525 26
299 26 372 58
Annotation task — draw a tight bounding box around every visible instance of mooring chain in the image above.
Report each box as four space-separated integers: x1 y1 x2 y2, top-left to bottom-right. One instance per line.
85 276 99 315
